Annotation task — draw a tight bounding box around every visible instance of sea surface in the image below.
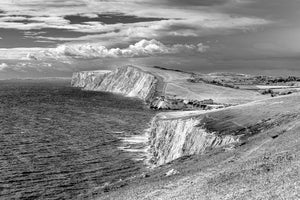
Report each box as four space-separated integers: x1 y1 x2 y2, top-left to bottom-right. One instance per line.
0 79 156 199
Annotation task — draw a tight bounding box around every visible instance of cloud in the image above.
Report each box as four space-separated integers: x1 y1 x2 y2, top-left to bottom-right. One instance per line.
0 39 208 61
0 60 72 74
0 12 269 34
28 39 209 60
0 63 8 71
20 16 269 48
12 62 54 72
0 0 270 45
0 48 45 60
158 0 232 7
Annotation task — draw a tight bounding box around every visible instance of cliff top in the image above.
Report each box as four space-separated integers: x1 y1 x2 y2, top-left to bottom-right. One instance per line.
121 65 272 104
73 65 300 105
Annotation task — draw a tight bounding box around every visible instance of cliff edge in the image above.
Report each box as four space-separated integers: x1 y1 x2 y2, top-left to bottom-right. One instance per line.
148 114 239 165
71 66 158 101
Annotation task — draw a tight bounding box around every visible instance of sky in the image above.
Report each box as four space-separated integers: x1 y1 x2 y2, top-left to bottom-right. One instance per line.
0 0 300 79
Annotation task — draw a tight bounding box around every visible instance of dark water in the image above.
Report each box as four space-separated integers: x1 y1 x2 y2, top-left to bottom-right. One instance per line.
0 79 155 200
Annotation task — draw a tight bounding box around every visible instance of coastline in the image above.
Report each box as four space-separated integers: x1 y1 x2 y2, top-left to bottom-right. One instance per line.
70 65 300 199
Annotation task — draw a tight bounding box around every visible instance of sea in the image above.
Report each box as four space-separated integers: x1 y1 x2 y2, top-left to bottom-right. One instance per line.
0 79 156 200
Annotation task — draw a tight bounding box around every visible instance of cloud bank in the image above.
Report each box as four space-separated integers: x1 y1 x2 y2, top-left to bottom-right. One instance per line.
22 39 209 60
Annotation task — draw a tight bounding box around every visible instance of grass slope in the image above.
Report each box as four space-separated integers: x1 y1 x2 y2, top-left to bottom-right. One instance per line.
95 94 300 200
139 66 268 104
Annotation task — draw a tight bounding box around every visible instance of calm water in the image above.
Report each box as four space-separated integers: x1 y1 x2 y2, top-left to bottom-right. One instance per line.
0 79 155 199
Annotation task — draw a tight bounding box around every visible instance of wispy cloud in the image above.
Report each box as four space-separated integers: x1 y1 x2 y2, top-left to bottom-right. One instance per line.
19 17 269 49
0 48 45 60
0 0 271 47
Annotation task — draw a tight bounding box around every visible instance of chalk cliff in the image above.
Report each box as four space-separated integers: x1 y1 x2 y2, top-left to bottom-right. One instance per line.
71 66 158 101
71 70 110 89
148 115 239 166
71 65 269 167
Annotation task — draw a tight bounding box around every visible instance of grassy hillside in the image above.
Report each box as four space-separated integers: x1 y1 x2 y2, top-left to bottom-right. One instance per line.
190 72 300 87
140 66 268 104
95 94 300 200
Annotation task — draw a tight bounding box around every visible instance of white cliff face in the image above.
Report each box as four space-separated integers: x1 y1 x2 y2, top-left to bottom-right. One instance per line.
71 70 111 89
71 66 158 101
148 116 239 166
95 66 158 100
